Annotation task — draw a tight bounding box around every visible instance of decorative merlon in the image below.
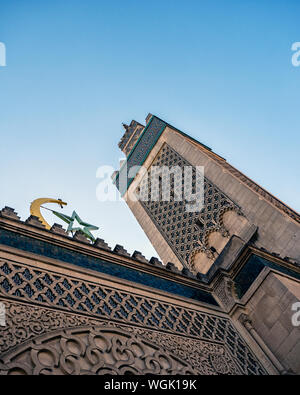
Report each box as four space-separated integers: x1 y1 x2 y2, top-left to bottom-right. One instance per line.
145 113 153 124
25 215 46 229
93 238 111 251
118 120 145 155
73 230 90 244
132 250 148 263
149 257 164 267
50 223 68 236
0 207 20 221
181 267 196 279
113 244 130 257
166 262 180 273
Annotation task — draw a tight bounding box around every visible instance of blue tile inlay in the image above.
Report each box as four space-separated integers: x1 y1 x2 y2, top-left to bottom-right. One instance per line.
0 228 218 305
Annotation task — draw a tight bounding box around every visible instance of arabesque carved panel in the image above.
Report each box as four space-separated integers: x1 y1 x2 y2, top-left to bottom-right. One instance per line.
0 259 265 375
0 301 241 375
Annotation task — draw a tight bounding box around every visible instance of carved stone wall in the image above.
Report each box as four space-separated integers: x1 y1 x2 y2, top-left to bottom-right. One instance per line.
0 258 266 375
0 300 244 375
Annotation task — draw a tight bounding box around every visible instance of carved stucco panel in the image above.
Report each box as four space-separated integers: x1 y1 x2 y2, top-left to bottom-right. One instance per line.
0 300 242 375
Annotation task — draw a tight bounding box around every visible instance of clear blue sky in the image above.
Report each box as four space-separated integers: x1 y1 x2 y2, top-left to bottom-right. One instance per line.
0 0 299 260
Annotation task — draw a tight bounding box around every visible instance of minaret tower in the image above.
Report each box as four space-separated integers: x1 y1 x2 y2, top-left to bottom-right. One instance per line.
114 114 300 275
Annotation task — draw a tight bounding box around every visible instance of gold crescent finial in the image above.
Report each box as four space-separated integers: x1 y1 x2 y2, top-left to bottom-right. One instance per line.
30 198 67 229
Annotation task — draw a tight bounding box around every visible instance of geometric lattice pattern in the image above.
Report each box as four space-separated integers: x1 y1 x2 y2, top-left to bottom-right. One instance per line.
138 144 239 267
0 259 265 375
116 117 166 195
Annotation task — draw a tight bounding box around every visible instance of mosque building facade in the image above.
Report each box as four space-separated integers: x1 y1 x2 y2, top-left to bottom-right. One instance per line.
0 114 299 375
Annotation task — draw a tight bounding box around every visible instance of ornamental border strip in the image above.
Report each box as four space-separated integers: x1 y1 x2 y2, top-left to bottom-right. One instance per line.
114 116 167 196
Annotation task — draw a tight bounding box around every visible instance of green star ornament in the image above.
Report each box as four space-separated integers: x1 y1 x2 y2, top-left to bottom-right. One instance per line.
53 210 99 241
